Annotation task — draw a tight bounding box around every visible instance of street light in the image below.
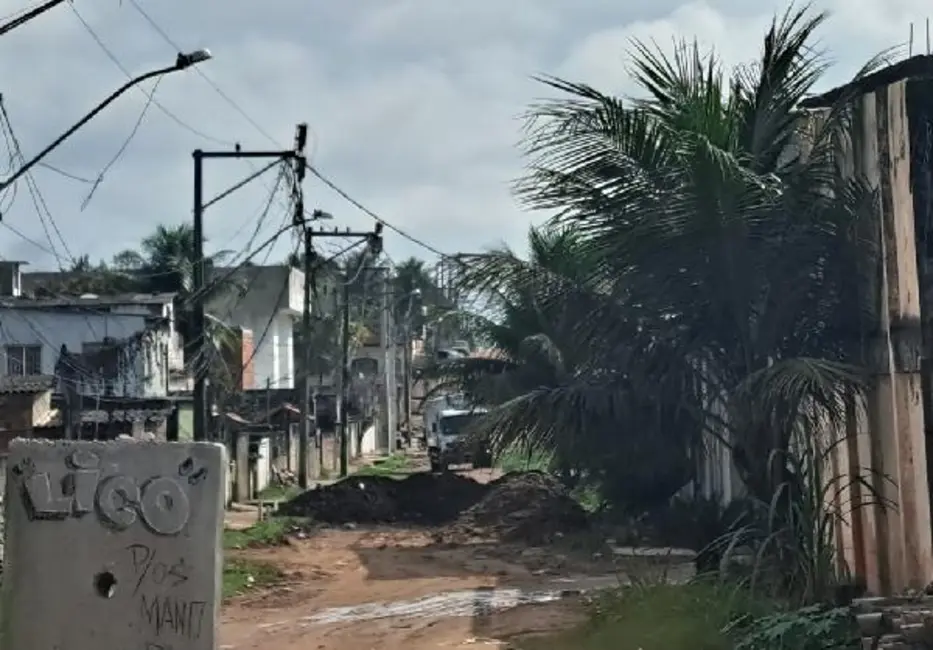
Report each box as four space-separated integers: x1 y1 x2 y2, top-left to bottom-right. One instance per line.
0 49 213 193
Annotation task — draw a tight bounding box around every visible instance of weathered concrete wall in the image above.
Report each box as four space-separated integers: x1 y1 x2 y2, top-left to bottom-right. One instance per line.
0 439 226 649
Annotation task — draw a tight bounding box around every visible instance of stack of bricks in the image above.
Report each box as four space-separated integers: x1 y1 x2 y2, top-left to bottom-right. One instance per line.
852 595 933 649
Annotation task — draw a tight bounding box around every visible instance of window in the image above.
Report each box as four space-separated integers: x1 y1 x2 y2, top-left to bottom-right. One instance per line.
6 345 41 376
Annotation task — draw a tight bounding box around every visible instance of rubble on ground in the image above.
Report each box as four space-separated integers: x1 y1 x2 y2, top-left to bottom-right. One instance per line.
278 469 590 545
443 471 589 545
277 472 486 525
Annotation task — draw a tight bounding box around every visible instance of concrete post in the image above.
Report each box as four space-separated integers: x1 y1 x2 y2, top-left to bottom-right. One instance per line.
235 430 250 503
0 438 226 649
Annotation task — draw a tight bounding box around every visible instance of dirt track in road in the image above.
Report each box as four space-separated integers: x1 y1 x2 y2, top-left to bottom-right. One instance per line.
220 527 594 649
219 465 694 649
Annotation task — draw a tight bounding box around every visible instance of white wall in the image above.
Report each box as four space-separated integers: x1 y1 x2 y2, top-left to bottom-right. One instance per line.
0 308 180 397
233 311 296 389
207 266 302 390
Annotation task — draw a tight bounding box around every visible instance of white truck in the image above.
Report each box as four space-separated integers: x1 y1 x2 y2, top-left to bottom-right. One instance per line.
423 394 491 472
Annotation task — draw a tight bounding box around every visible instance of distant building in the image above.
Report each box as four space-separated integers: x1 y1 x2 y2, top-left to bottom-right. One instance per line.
0 260 185 398
207 264 317 390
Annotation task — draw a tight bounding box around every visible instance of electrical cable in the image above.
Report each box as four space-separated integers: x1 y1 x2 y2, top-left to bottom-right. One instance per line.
81 75 164 210
68 3 234 147
121 0 449 263
37 162 95 184
233 236 369 389
0 96 73 267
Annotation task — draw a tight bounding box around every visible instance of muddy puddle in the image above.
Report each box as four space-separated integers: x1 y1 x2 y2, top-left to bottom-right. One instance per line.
298 570 693 626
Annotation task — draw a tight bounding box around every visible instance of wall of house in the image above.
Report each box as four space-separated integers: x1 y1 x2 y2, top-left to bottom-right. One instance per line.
207 266 303 390
229 312 295 389
0 308 179 397
351 344 403 380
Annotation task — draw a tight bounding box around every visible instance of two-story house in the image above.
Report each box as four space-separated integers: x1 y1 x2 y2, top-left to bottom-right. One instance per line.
206 264 306 390
0 261 186 398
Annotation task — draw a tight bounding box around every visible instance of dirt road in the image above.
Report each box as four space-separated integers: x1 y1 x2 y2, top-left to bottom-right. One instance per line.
220 527 596 649
219 466 694 649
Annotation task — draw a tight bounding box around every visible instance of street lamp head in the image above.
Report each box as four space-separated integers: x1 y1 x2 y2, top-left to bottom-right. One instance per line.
176 49 213 69
411 288 422 298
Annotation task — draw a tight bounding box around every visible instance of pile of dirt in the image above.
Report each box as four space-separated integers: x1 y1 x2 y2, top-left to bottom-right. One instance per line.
278 470 590 544
445 471 590 545
278 472 487 525
279 475 401 523
394 471 488 524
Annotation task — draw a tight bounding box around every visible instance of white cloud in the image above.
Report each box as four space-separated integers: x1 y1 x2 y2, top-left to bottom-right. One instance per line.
0 0 928 271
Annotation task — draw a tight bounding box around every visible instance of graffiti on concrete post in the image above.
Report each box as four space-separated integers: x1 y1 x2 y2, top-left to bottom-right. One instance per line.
14 450 203 535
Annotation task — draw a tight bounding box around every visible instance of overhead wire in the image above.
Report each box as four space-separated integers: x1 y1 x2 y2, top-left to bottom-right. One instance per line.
0 95 73 267
67 2 234 148
71 2 310 267
81 75 164 210
37 162 95 184
120 0 449 263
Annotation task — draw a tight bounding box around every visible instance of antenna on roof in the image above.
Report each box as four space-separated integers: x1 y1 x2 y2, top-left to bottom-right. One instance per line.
926 18 930 54
910 22 914 57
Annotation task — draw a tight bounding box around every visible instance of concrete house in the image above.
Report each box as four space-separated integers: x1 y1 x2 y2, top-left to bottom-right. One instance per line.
206 264 305 390
0 261 185 398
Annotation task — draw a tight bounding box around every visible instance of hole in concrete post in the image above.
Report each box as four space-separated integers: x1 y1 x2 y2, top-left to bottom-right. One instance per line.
94 571 117 598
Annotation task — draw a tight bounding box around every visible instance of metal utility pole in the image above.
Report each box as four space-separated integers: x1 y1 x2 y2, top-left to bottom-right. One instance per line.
380 269 398 452
338 281 351 476
298 222 384 472
191 125 307 442
298 226 315 488
402 315 413 445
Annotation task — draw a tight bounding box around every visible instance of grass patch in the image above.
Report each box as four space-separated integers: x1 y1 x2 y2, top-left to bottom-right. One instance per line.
353 453 414 477
223 517 300 550
257 484 302 501
222 558 284 599
522 581 770 650
496 446 553 473
496 445 605 513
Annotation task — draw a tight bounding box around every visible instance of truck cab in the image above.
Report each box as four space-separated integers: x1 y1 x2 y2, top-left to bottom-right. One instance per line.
424 395 491 472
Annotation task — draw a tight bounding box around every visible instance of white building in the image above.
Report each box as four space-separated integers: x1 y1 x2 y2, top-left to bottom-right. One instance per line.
206 265 306 390
0 265 185 398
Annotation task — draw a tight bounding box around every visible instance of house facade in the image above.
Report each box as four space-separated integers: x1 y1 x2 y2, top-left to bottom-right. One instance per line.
0 281 185 398
207 265 305 390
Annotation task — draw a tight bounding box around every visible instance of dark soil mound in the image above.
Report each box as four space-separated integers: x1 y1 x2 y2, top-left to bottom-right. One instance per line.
279 470 590 542
278 472 488 525
278 475 402 523
449 470 590 544
393 472 488 524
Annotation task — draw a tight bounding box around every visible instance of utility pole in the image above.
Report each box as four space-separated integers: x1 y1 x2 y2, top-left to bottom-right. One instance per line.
338 281 351 476
298 222 384 473
380 268 398 452
191 126 307 441
298 226 315 488
402 311 413 445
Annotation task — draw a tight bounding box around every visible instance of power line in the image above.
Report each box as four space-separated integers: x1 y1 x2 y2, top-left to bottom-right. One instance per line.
121 0 451 263
304 164 452 260
0 96 73 267
68 3 234 147
81 76 164 210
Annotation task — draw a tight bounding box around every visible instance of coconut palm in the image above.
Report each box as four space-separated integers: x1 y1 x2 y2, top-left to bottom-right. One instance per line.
437 6 885 514
132 223 245 390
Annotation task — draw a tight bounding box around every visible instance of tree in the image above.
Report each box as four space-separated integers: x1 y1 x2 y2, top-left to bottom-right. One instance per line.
435 6 884 518
128 223 244 392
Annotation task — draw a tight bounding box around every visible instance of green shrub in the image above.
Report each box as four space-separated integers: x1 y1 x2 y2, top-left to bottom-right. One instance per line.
523 581 769 650
729 605 859 650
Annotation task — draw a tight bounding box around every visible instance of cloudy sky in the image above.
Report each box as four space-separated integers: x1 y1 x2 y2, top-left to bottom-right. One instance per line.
0 0 925 271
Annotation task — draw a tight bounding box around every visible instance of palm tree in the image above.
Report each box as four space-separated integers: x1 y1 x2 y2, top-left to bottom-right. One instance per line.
439 7 884 515
134 223 243 390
